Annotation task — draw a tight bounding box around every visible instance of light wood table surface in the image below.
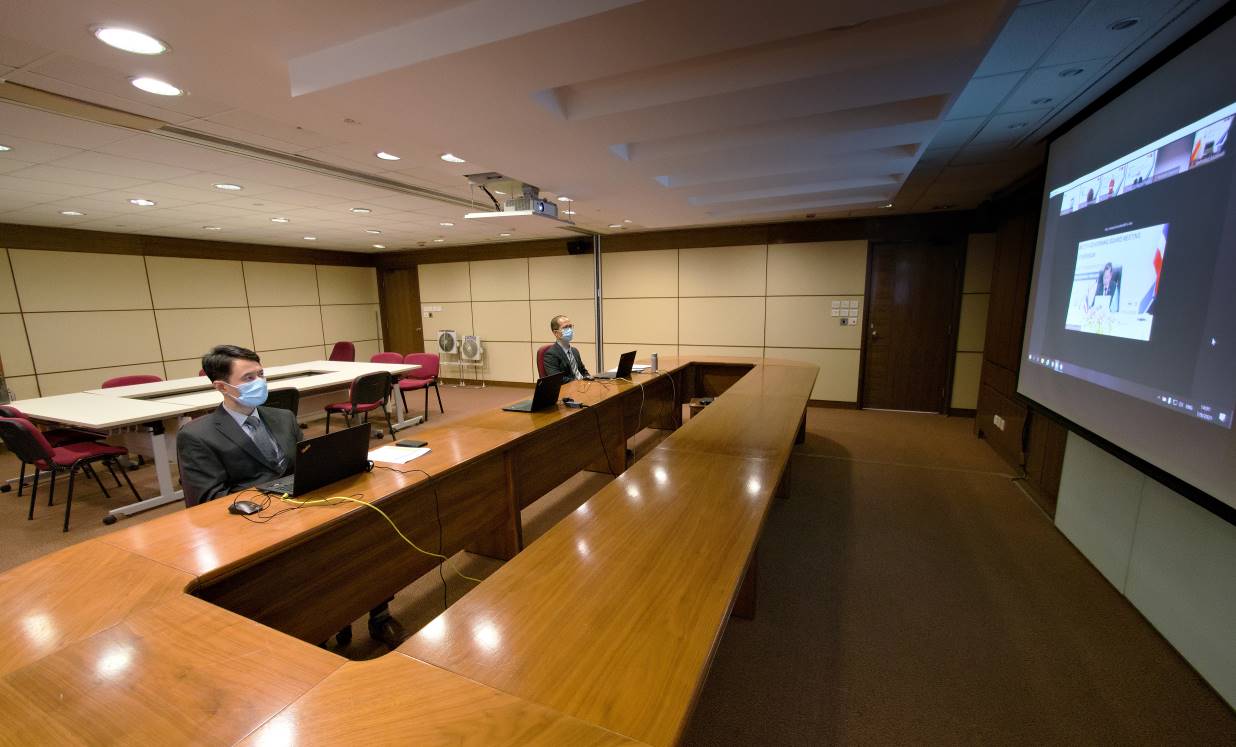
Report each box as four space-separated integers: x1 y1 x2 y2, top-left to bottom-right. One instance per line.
0 356 814 744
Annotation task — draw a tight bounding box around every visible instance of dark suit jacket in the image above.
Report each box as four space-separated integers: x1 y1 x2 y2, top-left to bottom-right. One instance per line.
543 343 590 380
177 405 301 507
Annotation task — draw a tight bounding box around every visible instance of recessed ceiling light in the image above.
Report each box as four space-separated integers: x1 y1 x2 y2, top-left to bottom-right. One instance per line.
350 207 371 214
433 238 445 243
0 144 12 152
880 203 894 209
303 236 317 241
492 190 506 195
59 210 86 216
213 183 242 191
1107 17 1140 31
608 224 622 228
271 217 290 223
372 244 386 249
439 222 454 227
1030 97 1054 105
1007 121 1028 129
557 196 571 202
93 27 168 55
375 151 400 161
440 153 466 163
128 198 156 206
1058 68 1085 78
365 229 381 234
130 77 182 96
203 225 222 230
498 232 512 237
563 210 576 215
623 219 632 223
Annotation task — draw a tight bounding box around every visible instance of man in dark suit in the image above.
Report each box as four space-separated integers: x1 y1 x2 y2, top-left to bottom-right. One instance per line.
544 314 590 380
176 344 406 649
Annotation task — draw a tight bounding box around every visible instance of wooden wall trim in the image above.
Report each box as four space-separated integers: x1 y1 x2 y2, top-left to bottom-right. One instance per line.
0 223 375 267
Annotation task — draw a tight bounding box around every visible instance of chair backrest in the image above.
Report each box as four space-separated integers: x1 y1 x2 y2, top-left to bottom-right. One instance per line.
536 344 553 379
102 374 162 388
0 417 55 464
328 341 356 361
404 353 439 380
0 404 25 419
351 371 392 407
370 352 403 365
265 387 300 415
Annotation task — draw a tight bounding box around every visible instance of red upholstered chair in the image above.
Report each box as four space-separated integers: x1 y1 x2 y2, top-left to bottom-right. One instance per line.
536 344 553 379
328 341 356 362
398 353 444 422
370 352 403 365
102 374 162 388
324 371 393 437
0 405 103 499
0 417 140 532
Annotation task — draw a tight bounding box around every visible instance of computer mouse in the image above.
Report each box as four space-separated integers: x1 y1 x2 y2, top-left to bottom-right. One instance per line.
229 500 264 515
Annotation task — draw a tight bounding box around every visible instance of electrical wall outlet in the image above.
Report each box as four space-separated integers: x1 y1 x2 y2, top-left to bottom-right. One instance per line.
993 414 1005 431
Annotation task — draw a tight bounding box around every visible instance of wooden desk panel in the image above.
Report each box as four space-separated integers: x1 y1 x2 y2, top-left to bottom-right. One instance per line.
0 541 191 676
401 449 787 746
241 653 643 746
0 594 340 745
656 393 809 461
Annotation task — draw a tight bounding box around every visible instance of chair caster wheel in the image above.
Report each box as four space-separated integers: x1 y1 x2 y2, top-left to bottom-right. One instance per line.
335 626 353 647
102 515 118 525
0 484 10 493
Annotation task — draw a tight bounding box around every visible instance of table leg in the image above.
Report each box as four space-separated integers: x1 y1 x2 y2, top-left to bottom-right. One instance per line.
732 549 757 620
389 382 425 432
105 417 183 522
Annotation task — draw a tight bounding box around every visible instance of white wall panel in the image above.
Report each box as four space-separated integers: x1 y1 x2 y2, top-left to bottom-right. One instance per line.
602 249 677 298
322 304 381 343
24 310 161 372
472 300 532 342
529 254 594 299
679 297 765 347
765 296 863 349
531 300 595 343
766 241 867 296
317 266 378 305
243 261 319 307
678 245 766 297
10 249 151 311
250 306 324 350
470 258 529 301
764 347 858 401
418 262 470 302
0 313 33 375
155 307 253 361
603 298 677 344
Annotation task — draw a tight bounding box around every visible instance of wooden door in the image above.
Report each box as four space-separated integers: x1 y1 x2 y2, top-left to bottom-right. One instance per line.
860 240 962 412
378 267 424 355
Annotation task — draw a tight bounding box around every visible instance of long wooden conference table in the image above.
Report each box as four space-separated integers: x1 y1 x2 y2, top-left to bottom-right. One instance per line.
0 356 817 745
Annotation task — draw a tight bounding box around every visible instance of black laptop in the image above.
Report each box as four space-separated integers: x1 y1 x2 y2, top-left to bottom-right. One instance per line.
261 423 370 496
502 375 564 412
593 350 636 380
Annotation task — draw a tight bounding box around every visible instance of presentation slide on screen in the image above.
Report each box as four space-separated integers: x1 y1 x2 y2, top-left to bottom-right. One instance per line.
1064 224 1166 341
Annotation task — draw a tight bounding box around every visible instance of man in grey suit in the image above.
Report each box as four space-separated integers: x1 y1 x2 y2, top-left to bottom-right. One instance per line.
543 314 590 381
176 344 406 648
177 345 299 507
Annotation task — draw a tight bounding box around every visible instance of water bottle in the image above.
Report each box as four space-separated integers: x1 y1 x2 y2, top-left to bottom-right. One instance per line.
650 353 658 373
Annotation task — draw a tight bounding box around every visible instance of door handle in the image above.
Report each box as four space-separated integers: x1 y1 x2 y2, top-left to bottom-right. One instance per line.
870 323 877 339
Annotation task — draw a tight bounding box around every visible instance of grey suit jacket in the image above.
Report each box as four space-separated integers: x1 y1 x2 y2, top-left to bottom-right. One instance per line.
543 343 590 380
177 405 301 507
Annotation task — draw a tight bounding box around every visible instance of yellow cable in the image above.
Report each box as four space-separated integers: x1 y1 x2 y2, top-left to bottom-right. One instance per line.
277 493 484 583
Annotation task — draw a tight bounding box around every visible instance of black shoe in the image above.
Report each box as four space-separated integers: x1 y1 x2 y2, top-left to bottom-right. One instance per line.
367 613 407 649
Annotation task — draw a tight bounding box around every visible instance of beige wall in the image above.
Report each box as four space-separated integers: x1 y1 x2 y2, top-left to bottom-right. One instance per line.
419 255 595 383
951 233 994 410
0 248 381 397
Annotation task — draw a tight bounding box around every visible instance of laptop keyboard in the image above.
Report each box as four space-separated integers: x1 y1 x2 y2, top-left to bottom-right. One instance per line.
263 475 294 494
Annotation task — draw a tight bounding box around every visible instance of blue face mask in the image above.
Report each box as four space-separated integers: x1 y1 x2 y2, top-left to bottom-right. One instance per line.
560 327 574 343
227 377 268 408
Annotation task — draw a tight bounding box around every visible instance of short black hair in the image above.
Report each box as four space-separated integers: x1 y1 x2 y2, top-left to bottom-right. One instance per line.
201 345 261 382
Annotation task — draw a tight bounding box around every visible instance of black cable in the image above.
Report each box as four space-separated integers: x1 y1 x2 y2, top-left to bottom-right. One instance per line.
590 405 618 476
376 465 451 611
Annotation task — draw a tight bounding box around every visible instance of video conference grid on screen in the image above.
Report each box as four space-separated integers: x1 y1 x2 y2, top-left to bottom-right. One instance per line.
1025 101 1236 430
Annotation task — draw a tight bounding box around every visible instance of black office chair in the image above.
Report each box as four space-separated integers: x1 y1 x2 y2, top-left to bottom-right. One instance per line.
264 387 300 416
323 371 394 439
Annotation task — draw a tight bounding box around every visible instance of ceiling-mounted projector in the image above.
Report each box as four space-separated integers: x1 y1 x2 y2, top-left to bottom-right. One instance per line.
463 172 575 227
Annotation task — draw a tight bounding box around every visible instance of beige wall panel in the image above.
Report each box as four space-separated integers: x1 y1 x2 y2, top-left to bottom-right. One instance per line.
317 265 379 305
146 256 247 309
10 249 151 312
155 308 253 361
258 345 328 367
164 357 204 380
765 296 863 349
7 375 40 400
24 310 161 372
37 363 167 397
531 342 597 377
957 294 989 352
679 297 765 347
353 339 384 362
603 344 676 369
603 297 678 344
529 254 594 299
418 262 471 302
250 306 324 350
602 249 678 298
964 233 996 294
764 347 858 402
243 261 319 307
421 302 473 338
950 351 983 410
322 304 382 343
678 245 766 297
531 300 595 343
470 258 529 301
766 241 867 296
473 300 532 342
0 313 33 376
0 249 19 313
478 341 536 383
678 345 764 359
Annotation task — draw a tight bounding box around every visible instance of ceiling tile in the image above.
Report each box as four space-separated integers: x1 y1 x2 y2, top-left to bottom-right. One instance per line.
0 101 133 148
970 109 1050 146
928 117 986 148
998 58 1108 113
975 0 1088 76
946 72 1024 119
6 163 147 189
0 173 106 198
1040 0 1175 66
46 151 198 181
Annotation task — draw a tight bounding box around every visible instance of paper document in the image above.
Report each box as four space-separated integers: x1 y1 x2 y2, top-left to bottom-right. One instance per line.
369 445 431 464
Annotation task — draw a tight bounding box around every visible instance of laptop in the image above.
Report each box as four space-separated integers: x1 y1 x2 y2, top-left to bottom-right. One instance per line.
261 423 371 496
593 350 637 380
502 374 564 412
